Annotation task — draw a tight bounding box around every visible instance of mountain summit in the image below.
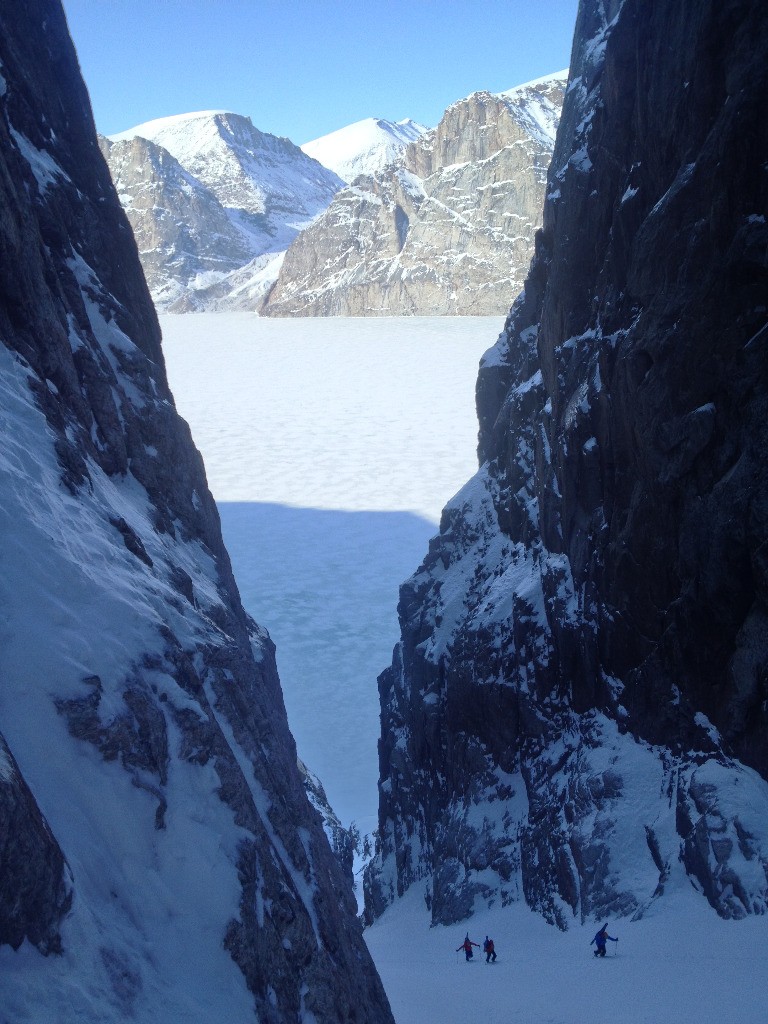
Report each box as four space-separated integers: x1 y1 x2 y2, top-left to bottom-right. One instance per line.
301 117 427 183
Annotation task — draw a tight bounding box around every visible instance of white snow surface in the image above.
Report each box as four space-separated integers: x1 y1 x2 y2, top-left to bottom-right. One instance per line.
161 313 503 835
301 117 427 183
108 110 229 144
365 885 768 1024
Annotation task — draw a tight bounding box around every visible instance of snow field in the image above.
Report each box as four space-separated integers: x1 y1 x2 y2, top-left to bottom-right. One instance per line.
160 313 768 1022
365 886 768 1024
161 312 504 831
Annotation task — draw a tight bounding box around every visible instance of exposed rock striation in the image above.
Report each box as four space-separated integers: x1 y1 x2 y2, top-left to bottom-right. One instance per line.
364 0 768 930
0 4 392 1022
262 75 566 316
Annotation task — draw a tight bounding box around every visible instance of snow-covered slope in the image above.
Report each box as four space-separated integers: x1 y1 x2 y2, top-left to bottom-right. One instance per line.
263 72 567 316
364 884 768 1019
363 0 768 933
102 110 343 311
365 886 768 1024
0 5 392 1022
301 117 427 183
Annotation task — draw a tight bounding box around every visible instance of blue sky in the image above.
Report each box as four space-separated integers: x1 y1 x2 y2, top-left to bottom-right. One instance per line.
62 0 578 144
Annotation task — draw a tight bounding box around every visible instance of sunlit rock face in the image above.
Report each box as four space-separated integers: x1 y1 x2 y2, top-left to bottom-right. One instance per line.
98 133 255 310
262 75 566 316
364 0 768 930
0 4 393 1022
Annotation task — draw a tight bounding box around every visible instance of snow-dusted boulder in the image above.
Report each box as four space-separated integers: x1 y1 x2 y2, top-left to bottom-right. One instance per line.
364 0 768 928
0 4 392 1022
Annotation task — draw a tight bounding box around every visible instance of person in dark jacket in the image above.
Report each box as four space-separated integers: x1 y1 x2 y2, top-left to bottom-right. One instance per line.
456 934 480 961
591 923 618 956
483 936 497 963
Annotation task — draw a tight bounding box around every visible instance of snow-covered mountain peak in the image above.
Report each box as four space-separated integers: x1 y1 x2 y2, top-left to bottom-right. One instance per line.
108 109 230 144
301 116 427 183
109 110 322 192
102 106 344 309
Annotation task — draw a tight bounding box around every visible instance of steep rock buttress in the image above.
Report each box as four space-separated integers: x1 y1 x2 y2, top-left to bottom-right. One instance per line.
365 0 768 929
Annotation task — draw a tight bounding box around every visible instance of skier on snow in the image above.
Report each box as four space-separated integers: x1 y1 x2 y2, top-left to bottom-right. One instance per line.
457 934 480 961
591 923 618 957
483 936 497 963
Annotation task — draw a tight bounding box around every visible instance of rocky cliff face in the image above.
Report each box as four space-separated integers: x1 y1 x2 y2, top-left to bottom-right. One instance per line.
262 76 566 317
102 111 343 312
0 4 393 1022
99 134 254 309
364 0 768 930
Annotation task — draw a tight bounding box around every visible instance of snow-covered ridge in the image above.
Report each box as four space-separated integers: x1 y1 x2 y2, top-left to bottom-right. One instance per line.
301 116 427 183
498 67 570 97
101 108 343 311
108 109 230 143
496 67 569 147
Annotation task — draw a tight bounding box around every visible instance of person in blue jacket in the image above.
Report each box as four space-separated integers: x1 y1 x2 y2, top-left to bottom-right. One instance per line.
591 923 618 956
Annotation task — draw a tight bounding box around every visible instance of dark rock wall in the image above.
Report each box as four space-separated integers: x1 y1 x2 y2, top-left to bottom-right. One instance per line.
365 0 768 929
479 0 768 769
0 734 72 954
0 3 393 1021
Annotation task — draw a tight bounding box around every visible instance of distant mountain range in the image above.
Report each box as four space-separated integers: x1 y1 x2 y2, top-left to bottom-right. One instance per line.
101 111 342 311
101 75 566 315
264 73 567 316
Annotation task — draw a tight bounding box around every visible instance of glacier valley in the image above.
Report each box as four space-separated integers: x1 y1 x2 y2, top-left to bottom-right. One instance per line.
161 312 504 837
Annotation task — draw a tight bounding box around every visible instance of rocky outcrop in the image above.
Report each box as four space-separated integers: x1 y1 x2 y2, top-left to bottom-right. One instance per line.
0 734 72 954
300 759 357 890
0 4 392 1022
364 0 768 929
262 75 565 316
102 111 343 311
